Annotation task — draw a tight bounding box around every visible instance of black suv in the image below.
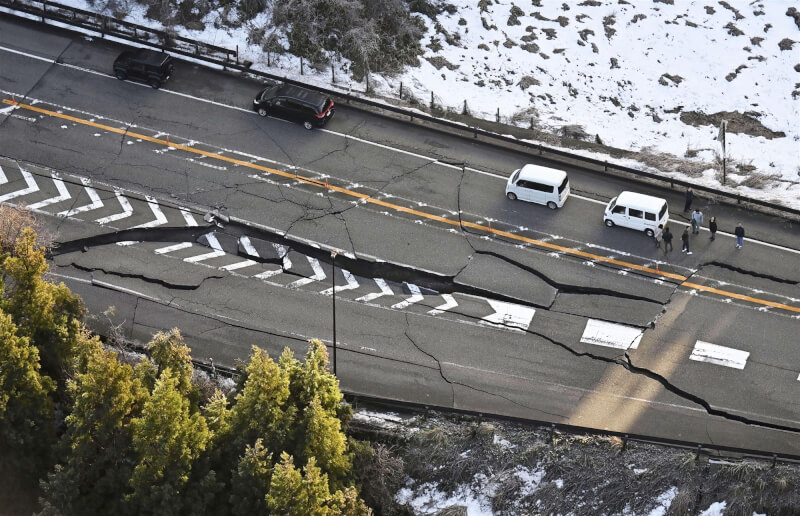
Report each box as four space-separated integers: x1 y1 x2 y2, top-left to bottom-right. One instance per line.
253 83 335 130
113 48 174 89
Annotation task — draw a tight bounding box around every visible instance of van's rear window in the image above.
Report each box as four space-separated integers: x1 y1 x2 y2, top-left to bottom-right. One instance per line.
659 203 668 220
558 176 568 194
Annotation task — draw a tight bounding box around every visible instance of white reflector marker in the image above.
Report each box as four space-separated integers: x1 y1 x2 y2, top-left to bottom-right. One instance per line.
580 319 643 350
690 341 749 370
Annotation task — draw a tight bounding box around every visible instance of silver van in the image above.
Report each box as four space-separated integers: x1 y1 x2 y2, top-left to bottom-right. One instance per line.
604 191 669 237
505 164 570 209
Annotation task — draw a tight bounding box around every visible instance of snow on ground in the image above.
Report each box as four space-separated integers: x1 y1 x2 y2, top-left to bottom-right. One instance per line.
8 0 798 209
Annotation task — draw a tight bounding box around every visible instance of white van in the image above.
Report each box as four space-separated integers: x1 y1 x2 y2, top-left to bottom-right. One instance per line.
505 164 570 209
603 191 669 237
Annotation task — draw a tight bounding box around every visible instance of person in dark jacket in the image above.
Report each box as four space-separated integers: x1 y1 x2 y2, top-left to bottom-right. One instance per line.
662 226 673 254
681 227 692 254
683 187 694 212
709 217 717 241
735 222 745 248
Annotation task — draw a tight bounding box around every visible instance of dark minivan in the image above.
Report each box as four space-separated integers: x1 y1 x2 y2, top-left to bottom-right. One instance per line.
113 48 174 89
253 83 335 130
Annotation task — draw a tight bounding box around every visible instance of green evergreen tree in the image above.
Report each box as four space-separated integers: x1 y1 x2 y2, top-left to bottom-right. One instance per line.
230 438 273 516
329 486 373 516
128 369 211 515
38 342 147 515
0 310 55 477
0 228 85 388
148 328 195 397
266 453 333 516
301 397 351 491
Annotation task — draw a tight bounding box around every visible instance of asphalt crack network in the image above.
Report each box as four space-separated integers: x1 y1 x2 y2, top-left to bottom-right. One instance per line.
69 262 226 291
703 260 799 285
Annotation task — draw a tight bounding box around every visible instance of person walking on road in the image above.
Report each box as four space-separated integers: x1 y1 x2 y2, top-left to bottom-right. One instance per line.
683 187 694 212
681 227 692 254
662 226 673 254
735 222 745 249
691 208 703 234
653 223 663 248
709 217 717 241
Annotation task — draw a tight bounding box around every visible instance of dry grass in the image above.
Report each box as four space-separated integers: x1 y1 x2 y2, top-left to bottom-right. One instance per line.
0 204 55 253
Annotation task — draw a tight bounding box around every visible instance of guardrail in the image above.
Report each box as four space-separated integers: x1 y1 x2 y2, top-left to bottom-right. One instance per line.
2 0 798 219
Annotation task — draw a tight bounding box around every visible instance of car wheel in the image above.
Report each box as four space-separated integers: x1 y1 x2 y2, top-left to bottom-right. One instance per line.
115 71 127 80
258 107 268 117
303 121 313 130
547 201 557 210
149 79 161 89
604 219 615 228
645 228 654 237
506 192 517 201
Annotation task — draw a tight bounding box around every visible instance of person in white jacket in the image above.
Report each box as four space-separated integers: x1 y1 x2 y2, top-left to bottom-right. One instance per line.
691 209 703 235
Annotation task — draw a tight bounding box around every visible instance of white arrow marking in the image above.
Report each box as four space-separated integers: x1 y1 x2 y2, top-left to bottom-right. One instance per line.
184 233 226 263
356 278 394 302
428 294 458 315
94 190 133 224
392 283 423 309
155 242 193 254
28 172 70 209
481 299 535 331
320 270 359 295
180 208 198 226
0 164 39 202
690 341 749 370
57 178 101 216
580 319 643 350
254 243 293 279
220 259 258 271
286 257 326 288
131 196 167 228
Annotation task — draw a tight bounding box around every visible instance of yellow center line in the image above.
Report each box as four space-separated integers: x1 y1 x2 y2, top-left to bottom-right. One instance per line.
5 98 799 314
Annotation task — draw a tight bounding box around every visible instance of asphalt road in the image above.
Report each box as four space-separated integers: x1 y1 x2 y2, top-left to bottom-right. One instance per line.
2 15 800 455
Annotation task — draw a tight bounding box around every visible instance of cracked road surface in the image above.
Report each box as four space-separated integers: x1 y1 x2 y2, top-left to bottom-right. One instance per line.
2 17 800 456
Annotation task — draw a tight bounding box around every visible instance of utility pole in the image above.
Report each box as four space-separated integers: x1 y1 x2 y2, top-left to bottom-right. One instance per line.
716 120 728 185
330 249 338 375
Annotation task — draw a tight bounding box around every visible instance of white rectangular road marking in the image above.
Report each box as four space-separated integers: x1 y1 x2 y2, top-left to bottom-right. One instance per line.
155 242 193 254
690 341 750 370
580 319 644 350
220 260 258 271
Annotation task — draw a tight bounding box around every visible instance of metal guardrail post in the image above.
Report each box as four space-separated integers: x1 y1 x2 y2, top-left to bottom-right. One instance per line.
41 0 46 22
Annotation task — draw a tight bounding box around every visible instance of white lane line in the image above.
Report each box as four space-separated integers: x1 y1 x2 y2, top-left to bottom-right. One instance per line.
92 279 159 302
481 299 535 331
428 294 458 315
155 242 193 254
180 208 199 226
131 196 167 228
320 269 359 295
286 257 326 288
0 164 39 202
220 259 258 271
184 233 226 263
392 283 423 309
580 319 644 350
57 177 102 216
95 190 133 224
689 341 750 370
356 278 394 302
28 172 70 209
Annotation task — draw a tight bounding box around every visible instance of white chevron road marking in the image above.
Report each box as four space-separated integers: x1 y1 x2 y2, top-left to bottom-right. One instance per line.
481 299 535 331
0 164 39 202
356 278 394 302
428 294 458 315
131 196 167 228
220 259 258 271
180 208 198 226
0 164 7 184
392 283 423 309
95 190 134 224
155 242 193 254
320 269 359 295
28 172 70 209
184 233 226 263
57 178 102 216
286 257 326 288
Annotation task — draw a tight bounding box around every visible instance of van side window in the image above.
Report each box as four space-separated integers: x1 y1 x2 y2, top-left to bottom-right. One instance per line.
645 212 656 221
612 205 626 215
629 209 644 218
530 181 554 193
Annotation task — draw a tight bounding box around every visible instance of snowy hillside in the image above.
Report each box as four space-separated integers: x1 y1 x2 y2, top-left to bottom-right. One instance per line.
9 0 800 208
